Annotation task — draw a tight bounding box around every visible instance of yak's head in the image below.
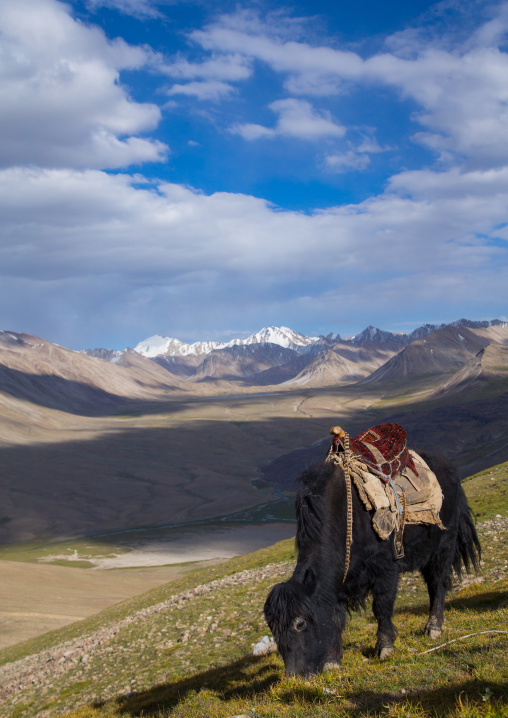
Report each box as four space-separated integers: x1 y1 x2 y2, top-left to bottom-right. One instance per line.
264 569 332 676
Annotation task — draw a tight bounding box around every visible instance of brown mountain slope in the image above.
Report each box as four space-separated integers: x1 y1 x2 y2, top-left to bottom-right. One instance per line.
329 340 397 376
112 348 186 388
359 325 491 384
430 343 508 399
217 341 398 388
282 349 364 387
192 344 297 382
469 323 508 345
0 331 183 417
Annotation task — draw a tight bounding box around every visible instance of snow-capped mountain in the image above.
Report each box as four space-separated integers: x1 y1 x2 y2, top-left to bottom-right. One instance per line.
82 348 124 363
240 326 319 350
134 326 319 358
133 335 201 358
76 318 508 389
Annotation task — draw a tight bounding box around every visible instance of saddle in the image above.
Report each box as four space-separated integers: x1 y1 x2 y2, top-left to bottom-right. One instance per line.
329 422 418 481
327 423 445 558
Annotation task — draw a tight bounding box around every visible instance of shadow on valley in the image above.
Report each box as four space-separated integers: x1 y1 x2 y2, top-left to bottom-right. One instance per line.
0 364 381 418
0 364 182 417
1 383 508 545
0 415 317 545
92 656 508 717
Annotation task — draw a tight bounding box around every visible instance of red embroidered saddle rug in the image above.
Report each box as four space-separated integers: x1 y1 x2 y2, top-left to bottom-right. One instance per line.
331 422 418 482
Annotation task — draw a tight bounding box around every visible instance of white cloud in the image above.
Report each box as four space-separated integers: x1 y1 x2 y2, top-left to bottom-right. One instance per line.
325 151 371 173
190 16 363 89
161 54 252 82
0 0 167 169
1 2 507 345
1 164 504 281
167 80 236 101
231 123 276 141
85 0 174 19
191 7 508 168
0 165 506 346
324 129 393 172
160 54 252 102
366 45 508 168
231 98 346 141
356 129 393 154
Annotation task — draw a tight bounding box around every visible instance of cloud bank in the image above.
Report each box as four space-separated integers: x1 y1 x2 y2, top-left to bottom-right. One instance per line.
0 0 507 348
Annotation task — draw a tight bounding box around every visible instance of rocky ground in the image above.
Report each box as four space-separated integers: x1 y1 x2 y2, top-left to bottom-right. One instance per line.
0 561 293 716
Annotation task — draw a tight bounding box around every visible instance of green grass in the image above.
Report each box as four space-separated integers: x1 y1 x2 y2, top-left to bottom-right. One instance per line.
1 465 507 718
0 537 129 565
462 461 508 520
59 574 508 718
0 539 297 670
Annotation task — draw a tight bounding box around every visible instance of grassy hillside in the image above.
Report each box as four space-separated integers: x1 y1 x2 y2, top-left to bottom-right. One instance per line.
1 464 507 718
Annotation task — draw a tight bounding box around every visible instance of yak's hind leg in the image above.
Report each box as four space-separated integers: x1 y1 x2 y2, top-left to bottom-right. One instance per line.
421 548 454 639
324 603 346 670
372 571 399 660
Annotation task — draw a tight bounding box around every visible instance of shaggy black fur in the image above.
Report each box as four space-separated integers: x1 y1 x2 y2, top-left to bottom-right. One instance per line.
264 453 480 676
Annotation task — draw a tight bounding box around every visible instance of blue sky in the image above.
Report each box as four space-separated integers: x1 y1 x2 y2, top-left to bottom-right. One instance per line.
0 0 507 349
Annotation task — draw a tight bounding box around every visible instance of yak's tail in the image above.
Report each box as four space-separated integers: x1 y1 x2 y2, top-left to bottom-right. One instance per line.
453 482 481 578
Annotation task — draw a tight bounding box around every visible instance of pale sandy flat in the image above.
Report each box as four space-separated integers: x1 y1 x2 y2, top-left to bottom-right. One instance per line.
81 522 295 568
0 522 295 649
0 559 215 650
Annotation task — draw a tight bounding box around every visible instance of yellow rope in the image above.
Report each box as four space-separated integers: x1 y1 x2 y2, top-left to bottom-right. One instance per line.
342 432 353 582
326 432 354 582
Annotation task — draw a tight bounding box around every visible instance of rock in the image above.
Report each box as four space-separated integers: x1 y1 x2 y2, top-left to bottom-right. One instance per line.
252 636 277 656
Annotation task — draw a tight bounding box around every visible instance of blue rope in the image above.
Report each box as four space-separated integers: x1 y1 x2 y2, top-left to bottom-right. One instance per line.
388 477 403 518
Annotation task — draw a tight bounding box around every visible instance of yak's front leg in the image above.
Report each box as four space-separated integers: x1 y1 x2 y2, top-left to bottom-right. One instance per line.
323 603 346 670
372 573 399 660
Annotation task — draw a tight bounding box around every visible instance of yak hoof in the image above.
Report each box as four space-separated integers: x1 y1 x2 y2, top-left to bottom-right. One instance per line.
425 619 443 640
378 646 394 661
323 661 341 671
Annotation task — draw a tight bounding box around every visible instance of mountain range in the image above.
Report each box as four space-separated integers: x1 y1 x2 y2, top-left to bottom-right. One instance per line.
81 318 507 389
1 320 506 420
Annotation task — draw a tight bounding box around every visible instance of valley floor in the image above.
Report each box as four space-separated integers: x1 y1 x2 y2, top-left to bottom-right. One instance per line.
0 521 295 650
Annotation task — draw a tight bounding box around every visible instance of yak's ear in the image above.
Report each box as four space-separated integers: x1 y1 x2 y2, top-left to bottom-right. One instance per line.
303 567 317 595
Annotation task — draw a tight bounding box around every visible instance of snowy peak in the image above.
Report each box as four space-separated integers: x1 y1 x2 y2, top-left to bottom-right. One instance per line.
131 319 505 361
134 326 319 358
134 335 226 358
134 335 188 358
82 348 124 363
242 326 319 350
